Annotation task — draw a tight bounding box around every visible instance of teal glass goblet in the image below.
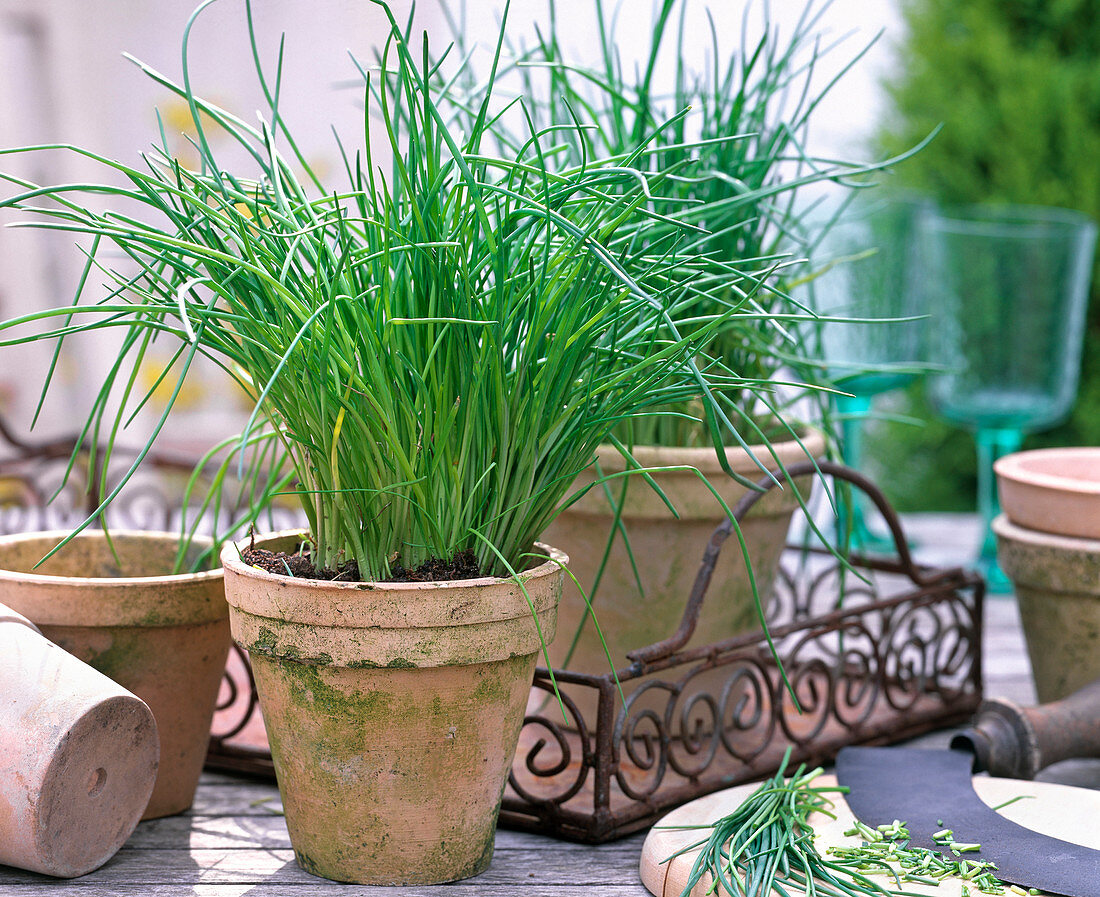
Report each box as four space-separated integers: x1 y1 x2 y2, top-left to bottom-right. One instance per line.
804 196 928 551
919 203 1097 592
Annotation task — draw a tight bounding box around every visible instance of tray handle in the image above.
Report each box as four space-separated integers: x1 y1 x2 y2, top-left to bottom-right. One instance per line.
626 460 932 665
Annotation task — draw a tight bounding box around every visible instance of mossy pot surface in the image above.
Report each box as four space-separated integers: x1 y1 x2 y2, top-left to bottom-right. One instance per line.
544 430 824 678
994 514 1100 703
221 531 563 885
0 531 229 819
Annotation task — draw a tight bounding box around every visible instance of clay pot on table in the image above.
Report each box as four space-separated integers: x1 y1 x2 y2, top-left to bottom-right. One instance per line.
0 531 229 819
994 515 1100 703
995 447 1100 540
541 430 823 723
994 447 1100 702
0 602 159 877
221 532 563 885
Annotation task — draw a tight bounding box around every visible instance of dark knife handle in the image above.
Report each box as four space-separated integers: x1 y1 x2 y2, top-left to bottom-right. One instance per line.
953 676 1100 778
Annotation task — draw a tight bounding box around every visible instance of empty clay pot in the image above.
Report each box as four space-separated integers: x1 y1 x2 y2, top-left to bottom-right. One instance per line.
995 447 1100 540
0 602 158 877
994 514 1100 702
0 531 229 819
221 532 562 885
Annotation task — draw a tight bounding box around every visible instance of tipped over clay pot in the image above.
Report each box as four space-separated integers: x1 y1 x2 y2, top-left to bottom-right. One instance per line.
0 602 159 877
222 532 562 885
0 531 229 819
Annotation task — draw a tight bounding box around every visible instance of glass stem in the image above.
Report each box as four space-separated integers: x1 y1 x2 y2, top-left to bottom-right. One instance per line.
836 394 875 542
837 394 873 473
975 427 1024 561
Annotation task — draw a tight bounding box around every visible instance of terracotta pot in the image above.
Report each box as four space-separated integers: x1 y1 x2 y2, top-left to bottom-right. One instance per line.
221 532 563 885
994 514 1100 702
0 531 229 819
0 602 159 877
995 447 1100 539
543 431 824 676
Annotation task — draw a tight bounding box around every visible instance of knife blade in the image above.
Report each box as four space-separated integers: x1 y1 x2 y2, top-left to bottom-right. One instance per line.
837 746 1100 897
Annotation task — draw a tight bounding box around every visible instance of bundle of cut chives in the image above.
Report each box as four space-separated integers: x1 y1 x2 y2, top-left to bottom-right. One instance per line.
664 749 1017 897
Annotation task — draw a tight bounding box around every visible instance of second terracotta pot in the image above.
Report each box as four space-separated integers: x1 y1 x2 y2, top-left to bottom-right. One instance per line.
221 532 563 885
994 447 1100 540
544 431 824 678
0 531 229 819
994 514 1100 703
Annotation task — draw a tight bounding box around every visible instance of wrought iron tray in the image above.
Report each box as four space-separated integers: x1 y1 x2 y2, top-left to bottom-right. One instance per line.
498 461 984 841
204 462 983 840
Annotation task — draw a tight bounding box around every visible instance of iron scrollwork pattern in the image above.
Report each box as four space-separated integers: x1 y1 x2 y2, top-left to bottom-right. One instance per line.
500 558 982 841
499 462 984 842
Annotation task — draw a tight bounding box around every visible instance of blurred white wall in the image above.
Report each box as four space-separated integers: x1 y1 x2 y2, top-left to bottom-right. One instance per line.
464 0 904 158
0 0 901 455
0 0 418 452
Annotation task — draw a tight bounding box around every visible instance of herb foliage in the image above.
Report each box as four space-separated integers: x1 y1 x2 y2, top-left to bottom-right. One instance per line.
0 0 794 579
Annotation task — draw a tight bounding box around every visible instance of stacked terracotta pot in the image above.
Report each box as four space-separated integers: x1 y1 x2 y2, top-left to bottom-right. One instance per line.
993 447 1100 702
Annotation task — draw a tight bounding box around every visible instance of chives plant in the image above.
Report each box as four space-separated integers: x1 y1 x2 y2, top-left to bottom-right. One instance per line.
0 0 775 580
445 0 920 450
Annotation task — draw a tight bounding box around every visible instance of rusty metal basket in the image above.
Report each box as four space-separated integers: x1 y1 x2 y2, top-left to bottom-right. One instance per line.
499 461 983 841
202 463 983 841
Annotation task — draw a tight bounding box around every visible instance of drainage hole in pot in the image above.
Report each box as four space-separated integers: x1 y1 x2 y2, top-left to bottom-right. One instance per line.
87 768 107 797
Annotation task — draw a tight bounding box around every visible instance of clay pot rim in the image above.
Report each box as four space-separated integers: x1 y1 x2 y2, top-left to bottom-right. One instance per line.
221 530 567 592
0 602 42 633
223 531 564 650
592 426 825 475
0 530 222 588
993 514 1100 554
994 447 1100 496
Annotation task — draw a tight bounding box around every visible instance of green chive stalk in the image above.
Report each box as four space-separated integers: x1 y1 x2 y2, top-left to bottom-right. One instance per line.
0 0 786 580
829 820 1017 894
443 0 920 452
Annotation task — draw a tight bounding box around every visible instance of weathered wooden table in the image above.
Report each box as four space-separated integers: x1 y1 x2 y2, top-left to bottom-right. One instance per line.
6 515 1095 897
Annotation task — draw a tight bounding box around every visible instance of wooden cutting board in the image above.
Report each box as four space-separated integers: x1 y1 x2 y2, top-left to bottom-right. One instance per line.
641 774 1100 897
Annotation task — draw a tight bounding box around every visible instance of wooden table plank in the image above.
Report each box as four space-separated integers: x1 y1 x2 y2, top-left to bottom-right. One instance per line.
0 810 651 894
0 843 646 886
127 814 647 856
